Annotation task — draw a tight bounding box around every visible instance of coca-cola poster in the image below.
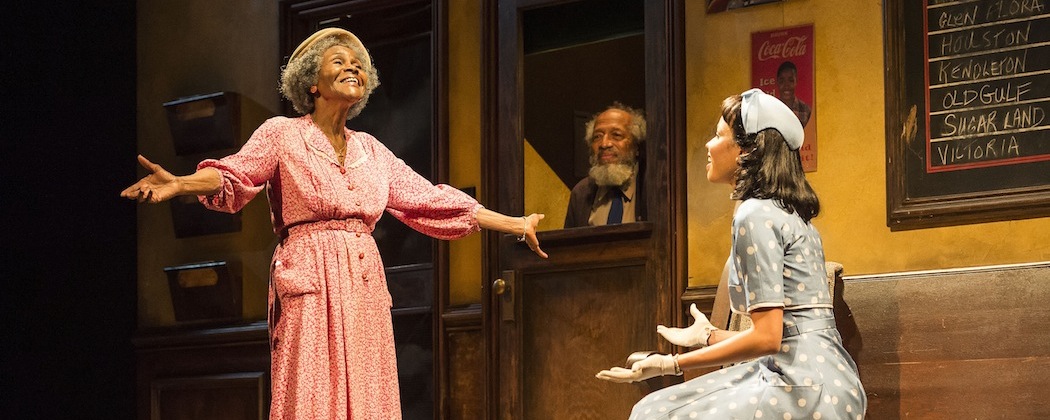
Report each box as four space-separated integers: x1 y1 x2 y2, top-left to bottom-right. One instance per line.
752 24 816 172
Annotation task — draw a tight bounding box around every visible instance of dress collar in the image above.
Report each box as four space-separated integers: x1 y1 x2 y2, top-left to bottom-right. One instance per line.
299 115 368 168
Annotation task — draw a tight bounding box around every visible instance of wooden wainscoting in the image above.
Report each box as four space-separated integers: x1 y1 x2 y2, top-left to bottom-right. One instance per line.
150 373 267 420
134 322 270 420
841 261 1050 419
442 305 485 419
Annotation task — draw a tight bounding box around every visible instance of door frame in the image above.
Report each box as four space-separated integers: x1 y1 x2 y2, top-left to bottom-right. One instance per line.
480 0 687 417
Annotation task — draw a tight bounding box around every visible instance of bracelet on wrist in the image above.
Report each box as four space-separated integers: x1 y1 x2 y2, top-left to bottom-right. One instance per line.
516 216 527 242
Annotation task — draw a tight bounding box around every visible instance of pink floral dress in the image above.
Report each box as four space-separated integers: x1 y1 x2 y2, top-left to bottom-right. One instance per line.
198 115 481 419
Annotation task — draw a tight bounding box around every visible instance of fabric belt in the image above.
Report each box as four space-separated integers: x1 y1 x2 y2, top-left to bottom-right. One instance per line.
782 318 837 338
280 218 370 240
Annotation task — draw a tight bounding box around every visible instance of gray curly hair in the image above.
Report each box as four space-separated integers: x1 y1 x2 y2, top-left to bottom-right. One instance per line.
583 102 647 147
279 36 381 120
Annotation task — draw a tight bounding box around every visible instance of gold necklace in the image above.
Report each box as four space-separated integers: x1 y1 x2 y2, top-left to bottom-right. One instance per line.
333 138 347 161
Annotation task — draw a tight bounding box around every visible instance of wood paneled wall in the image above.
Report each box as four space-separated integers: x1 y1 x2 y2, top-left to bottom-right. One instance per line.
841 262 1050 419
134 322 270 420
442 306 485 419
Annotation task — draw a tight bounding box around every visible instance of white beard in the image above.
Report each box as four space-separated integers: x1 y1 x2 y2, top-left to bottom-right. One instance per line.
589 162 636 187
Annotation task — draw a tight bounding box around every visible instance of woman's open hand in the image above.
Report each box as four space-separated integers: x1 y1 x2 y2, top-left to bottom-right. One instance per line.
120 155 180 204
523 213 548 258
596 353 679 383
657 303 716 347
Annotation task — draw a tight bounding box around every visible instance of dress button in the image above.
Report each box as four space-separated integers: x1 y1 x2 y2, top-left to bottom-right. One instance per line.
340 167 346 174
358 253 365 259
362 273 368 280
355 202 361 206
347 185 353 190
355 233 361 238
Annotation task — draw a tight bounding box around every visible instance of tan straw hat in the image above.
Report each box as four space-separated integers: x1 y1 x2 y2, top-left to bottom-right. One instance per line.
288 27 370 69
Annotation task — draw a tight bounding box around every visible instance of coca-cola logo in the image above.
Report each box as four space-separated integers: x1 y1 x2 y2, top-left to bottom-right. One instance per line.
757 36 808 61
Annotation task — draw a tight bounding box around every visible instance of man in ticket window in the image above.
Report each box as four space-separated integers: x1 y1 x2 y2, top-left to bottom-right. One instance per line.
564 103 647 228
776 61 812 127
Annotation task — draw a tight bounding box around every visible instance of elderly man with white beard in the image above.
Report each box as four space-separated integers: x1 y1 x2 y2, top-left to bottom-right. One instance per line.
564 103 647 228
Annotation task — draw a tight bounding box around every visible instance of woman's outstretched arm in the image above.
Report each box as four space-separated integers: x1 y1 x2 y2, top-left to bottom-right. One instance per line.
120 155 221 203
475 208 548 258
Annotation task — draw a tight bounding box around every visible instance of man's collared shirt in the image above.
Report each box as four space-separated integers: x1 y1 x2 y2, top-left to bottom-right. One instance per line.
587 173 637 226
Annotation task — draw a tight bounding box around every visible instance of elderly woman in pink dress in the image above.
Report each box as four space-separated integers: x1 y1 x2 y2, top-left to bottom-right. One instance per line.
122 27 547 419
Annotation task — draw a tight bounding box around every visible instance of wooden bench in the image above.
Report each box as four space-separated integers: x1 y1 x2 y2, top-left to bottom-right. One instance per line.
696 260 1050 418
839 261 1050 419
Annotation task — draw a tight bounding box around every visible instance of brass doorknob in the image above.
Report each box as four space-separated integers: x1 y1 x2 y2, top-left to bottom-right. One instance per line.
493 278 506 295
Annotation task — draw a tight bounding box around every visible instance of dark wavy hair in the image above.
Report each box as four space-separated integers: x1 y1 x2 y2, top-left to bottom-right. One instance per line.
721 94 820 222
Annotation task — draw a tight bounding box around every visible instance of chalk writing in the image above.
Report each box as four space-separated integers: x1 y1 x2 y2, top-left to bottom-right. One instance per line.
985 0 1045 21
938 5 978 29
925 0 1049 171
936 22 1031 55
935 50 1027 84
933 136 1021 166
940 81 1032 110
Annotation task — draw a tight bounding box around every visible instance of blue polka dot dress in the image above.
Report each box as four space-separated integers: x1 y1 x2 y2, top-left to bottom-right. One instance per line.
629 199 866 419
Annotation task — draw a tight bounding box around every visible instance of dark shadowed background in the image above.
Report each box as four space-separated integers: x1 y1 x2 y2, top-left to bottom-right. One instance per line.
1 2 138 418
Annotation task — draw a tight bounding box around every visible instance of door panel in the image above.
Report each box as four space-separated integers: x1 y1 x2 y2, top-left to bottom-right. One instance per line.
520 263 651 418
495 225 681 418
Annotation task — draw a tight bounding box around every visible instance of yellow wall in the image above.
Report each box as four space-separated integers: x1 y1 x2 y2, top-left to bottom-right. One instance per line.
684 0 1050 286
524 141 572 232
447 0 485 306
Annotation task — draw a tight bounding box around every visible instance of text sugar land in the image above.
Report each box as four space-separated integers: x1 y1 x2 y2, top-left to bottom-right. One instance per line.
942 105 1045 136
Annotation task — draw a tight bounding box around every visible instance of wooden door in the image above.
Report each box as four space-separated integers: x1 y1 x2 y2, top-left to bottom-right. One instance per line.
495 225 672 418
483 0 686 417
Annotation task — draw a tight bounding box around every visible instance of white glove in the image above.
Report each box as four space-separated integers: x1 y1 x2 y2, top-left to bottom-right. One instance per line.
657 303 716 347
595 353 680 383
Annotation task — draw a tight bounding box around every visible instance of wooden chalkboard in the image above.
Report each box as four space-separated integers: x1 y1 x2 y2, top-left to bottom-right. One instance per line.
885 0 1050 230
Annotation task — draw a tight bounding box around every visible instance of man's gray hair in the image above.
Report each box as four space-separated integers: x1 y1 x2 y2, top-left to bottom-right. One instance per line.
582 102 647 146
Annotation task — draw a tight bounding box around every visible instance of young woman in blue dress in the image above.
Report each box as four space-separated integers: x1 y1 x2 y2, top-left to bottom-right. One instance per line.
597 88 866 420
